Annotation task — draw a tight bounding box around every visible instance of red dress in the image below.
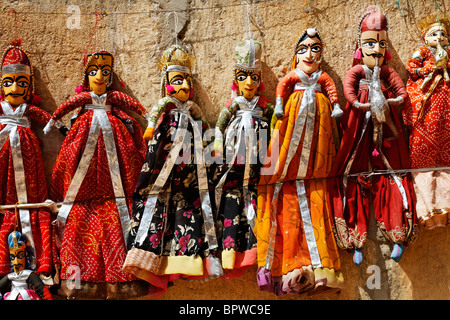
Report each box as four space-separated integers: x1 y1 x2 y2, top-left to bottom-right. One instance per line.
404 45 450 229
327 64 418 251
0 102 52 276
49 90 147 283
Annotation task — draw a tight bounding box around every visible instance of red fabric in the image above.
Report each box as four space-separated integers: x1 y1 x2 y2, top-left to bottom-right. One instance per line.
360 9 387 32
404 45 450 168
0 104 52 276
50 90 147 283
327 64 417 249
2 46 30 67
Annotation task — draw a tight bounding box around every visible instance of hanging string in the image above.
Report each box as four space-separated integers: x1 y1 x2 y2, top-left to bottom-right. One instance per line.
302 0 308 29
82 11 108 60
8 9 19 41
433 0 450 26
168 11 179 46
14 202 20 230
394 0 407 17
242 0 254 40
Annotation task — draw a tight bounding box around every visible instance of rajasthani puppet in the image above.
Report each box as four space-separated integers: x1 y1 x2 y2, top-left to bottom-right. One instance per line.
0 231 52 300
327 6 417 266
404 13 450 229
123 45 221 296
0 40 60 278
43 50 149 297
213 39 273 278
256 28 344 296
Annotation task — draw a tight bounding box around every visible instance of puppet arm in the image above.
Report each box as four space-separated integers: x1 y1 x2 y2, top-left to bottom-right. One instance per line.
143 97 172 141
320 72 343 118
27 105 69 136
274 71 299 118
214 99 238 156
43 92 91 134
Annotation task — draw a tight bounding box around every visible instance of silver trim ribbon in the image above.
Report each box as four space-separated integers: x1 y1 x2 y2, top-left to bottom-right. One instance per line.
56 92 131 246
2 64 31 75
264 69 323 270
166 64 191 75
134 98 218 252
342 65 408 214
0 101 36 270
215 95 262 230
6 270 33 300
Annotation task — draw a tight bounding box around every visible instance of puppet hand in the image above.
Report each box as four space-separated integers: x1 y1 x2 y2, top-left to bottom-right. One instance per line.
331 103 343 118
274 104 284 118
387 96 403 108
353 101 371 111
43 120 54 135
143 127 155 141
58 126 69 136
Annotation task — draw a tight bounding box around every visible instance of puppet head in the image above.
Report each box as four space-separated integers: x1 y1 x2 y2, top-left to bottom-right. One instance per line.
232 39 263 99
158 45 195 102
418 13 450 48
8 231 30 274
1 39 38 106
293 28 323 74
76 50 116 95
354 6 390 68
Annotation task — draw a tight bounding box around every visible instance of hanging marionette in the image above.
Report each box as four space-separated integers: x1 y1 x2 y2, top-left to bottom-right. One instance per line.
0 37 65 281
212 39 273 278
43 43 150 296
256 27 344 296
326 5 418 266
123 44 222 297
0 231 52 300
403 12 450 230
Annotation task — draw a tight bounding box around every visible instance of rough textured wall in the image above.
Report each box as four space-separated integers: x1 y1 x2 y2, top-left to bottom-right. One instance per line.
0 0 447 300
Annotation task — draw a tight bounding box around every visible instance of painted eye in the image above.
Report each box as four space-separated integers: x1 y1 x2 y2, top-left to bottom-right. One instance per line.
236 74 247 82
102 70 111 77
296 47 308 54
2 81 13 87
362 41 376 49
311 45 322 53
17 81 29 88
171 79 183 85
88 70 97 77
251 74 260 82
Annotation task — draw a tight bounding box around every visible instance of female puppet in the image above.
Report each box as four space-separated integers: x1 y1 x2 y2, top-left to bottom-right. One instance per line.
256 28 344 296
327 6 417 266
0 40 61 279
213 39 273 278
0 231 52 300
123 45 221 296
403 13 450 230
43 50 149 296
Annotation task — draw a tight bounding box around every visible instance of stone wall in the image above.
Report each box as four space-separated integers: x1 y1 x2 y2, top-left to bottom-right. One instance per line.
0 0 447 300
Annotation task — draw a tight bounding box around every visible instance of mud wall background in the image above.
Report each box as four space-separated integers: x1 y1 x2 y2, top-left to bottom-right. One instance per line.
0 0 447 300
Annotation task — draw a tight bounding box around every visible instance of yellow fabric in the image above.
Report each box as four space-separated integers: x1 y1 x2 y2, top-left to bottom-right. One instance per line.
256 90 341 277
221 249 236 269
163 255 204 276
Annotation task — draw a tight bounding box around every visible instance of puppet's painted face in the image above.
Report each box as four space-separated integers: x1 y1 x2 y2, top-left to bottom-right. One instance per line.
295 36 322 74
235 70 260 99
10 246 26 274
424 25 449 47
361 30 387 68
86 54 113 95
166 71 191 102
2 72 31 106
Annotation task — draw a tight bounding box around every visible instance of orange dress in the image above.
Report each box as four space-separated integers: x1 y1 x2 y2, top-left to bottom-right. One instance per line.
256 68 344 296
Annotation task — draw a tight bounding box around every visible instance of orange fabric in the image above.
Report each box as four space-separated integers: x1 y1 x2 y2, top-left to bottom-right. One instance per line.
256 88 340 277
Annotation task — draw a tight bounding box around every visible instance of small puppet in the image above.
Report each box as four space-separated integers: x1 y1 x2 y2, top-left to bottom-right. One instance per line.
327 6 418 266
43 50 149 297
256 27 344 296
0 231 52 300
213 39 273 278
0 39 62 279
123 44 222 297
403 13 450 230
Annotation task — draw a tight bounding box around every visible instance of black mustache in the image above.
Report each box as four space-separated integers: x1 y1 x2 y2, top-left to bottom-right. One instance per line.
363 52 384 58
